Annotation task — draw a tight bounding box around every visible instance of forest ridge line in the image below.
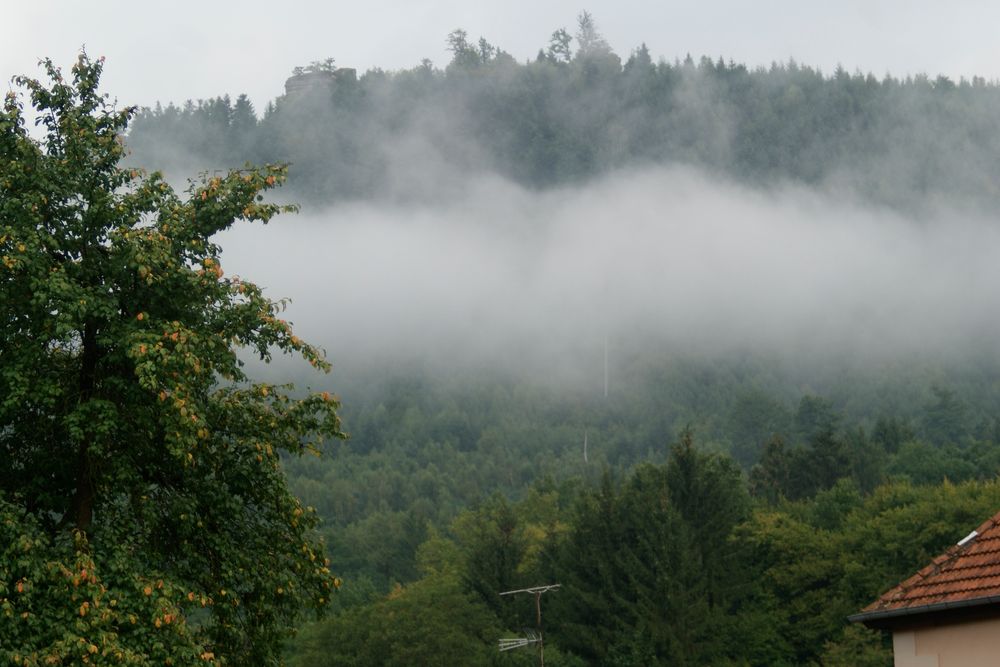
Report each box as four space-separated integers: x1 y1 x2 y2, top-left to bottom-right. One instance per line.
125 18 1000 213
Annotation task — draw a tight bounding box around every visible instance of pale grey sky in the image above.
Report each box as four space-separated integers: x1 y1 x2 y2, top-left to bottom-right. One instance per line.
4 1 1000 113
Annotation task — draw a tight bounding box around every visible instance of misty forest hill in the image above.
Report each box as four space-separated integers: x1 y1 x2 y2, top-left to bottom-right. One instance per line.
122 20 1000 667
127 25 1000 211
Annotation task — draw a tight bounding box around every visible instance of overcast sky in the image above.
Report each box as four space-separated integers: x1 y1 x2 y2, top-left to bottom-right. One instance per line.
4 1 1000 113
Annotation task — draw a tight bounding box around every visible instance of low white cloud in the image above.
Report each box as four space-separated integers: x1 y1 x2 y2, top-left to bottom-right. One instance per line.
217 166 1000 384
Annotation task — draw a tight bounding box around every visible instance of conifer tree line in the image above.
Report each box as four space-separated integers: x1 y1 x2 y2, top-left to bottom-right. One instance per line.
288 422 1000 665
127 14 1000 211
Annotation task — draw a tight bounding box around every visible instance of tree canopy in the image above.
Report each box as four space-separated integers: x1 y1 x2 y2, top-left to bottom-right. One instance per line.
126 21 1000 212
0 54 345 664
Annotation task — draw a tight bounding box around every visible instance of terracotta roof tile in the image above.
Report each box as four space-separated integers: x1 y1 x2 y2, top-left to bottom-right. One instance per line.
859 510 1000 618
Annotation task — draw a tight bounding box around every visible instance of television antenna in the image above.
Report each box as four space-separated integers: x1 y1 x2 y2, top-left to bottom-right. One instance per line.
498 584 560 666
498 629 540 652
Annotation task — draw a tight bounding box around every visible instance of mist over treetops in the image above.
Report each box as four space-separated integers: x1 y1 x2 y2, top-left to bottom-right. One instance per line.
126 19 1000 213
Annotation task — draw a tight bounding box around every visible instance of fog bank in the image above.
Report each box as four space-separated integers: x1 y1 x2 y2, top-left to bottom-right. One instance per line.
218 166 1000 383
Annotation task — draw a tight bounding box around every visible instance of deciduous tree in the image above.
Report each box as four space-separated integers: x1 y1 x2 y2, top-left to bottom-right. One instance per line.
0 53 345 664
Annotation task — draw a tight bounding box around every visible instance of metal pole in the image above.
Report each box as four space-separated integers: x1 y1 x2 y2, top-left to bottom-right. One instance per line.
603 334 608 398
536 591 544 667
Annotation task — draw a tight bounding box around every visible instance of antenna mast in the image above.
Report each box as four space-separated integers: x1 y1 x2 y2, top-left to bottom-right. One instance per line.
498 584 561 667
603 334 608 398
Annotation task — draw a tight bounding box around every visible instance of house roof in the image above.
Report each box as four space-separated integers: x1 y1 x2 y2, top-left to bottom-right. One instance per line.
850 510 1000 626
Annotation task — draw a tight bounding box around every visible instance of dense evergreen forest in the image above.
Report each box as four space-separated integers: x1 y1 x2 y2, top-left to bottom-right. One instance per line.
119 14 1000 667
127 16 1000 213
275 356 1000 665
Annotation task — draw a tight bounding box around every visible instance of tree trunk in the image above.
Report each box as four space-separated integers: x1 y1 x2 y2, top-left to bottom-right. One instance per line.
69 319 99 534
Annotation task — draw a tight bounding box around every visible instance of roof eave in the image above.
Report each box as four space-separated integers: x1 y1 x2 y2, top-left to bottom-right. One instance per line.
849 594 1000 628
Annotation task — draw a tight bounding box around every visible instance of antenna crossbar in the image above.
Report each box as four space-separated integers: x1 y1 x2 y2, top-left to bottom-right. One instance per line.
499 631 541 651
499 584 561 596
499 637 540 651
